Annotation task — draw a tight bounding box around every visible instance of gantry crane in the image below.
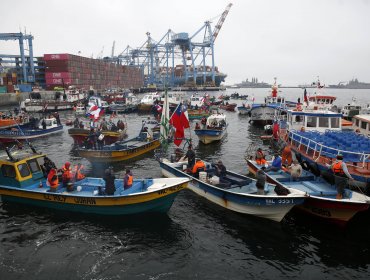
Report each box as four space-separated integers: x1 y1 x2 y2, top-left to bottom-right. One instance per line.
0 32 35 83
116 3 232 88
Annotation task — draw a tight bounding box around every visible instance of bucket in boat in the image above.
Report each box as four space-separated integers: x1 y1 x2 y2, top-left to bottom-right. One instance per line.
199 171 207 182
210 175 220 185
183 164 187 171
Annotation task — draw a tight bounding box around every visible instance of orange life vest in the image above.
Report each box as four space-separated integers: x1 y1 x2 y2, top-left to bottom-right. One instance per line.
332 161 344 175
62 169 73 182
74 165 85 180
192 160 206 174
47 171 59 189
127 174 133 186
256 151 266 165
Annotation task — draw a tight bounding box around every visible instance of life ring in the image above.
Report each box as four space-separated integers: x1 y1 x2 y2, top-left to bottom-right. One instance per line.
68 95 72 101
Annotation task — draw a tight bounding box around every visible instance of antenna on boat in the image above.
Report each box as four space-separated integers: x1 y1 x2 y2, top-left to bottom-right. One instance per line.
5 147 16 162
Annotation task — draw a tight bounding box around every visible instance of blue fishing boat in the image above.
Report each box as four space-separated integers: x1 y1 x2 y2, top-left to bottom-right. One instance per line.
247 159 370 226
160 158 306 222
0 147 189 215
0 117 63 143
194 113 228 144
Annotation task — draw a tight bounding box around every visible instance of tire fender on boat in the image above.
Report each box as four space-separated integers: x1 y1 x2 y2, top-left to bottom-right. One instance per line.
301 160 310 171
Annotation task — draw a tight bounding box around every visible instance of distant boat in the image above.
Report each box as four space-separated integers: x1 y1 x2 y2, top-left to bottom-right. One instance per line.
194 113 228 144
20 86 87 112
0 117 63 143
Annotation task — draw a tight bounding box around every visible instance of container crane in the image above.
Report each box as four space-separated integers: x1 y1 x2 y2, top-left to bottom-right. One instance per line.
0 32 35 83
116 3 232 88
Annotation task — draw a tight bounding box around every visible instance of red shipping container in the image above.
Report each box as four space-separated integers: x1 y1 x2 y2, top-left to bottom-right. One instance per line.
44 53 70 61
46 78 72 85
45 72 71 79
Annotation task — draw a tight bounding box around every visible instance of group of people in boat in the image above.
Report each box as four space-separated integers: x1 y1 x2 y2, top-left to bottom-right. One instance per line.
42 157 85 193
181 144 227 183
254 144 354 199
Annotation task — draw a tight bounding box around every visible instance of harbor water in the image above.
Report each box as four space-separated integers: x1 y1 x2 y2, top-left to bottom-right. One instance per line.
1 88 370 279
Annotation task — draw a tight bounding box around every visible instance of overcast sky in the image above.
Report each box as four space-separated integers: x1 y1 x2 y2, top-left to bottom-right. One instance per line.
1 0 370 86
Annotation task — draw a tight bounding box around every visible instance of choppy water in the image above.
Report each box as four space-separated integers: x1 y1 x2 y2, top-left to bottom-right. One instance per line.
1 88 370 279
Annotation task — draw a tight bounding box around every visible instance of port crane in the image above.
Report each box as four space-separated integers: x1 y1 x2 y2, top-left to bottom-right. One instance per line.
0 32 35 83
117 3 232 88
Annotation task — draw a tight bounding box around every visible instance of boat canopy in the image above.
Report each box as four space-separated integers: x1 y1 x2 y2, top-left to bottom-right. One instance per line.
287 109 342 132
206 114 227 127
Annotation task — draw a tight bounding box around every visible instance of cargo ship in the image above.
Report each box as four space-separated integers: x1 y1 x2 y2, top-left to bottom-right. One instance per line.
157 64 226 88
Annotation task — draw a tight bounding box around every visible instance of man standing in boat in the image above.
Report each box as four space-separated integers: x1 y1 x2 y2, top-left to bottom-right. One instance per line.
330 154 354 199
124 169 133 190
184 144 196 170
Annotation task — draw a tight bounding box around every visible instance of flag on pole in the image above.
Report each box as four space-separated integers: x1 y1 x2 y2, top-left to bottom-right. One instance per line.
160 90 170 147
87 105 104 121
170 103 190 146
303 88 308 103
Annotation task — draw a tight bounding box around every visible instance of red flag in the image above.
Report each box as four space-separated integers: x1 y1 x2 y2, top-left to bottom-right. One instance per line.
304 89 308 103
170 103 189 146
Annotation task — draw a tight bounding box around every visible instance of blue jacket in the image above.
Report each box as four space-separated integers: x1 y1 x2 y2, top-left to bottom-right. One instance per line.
271 156 282 169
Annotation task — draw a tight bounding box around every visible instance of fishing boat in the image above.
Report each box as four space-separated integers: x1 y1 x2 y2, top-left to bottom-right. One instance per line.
107 93 140 113
76 129 161 163
246 159 370 226
20 86 87 112
249 78 289 125
0 112 29 129
68 116 127 146
137 92 161 112
341 98 362 120
219 102 237 112
237 103 252 115
0 117 63 143
159 159 306 222
0 147 189 215
280 108 370 192
194 113 228 144
352 115 370 137
187 108 211 120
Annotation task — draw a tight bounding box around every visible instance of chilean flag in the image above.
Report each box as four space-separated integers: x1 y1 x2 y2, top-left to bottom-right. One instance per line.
87 105 104 121
170 103 190 146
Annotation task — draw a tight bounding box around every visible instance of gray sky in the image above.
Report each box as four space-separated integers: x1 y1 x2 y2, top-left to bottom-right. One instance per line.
1 0 370 86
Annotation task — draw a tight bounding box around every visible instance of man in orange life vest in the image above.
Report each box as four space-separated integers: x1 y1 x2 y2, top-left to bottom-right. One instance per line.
124 169 133 190
281 144 293 166
61 162 73 191
74 163 85 181
192 158 206 178
331 154 353 199
255 148 267 165
47 168 59 192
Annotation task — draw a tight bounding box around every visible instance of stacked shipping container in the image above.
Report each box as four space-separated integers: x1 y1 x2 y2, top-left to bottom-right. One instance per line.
44 54 143 91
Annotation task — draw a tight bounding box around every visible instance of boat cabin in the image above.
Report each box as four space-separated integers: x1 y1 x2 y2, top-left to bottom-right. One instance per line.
0 150 46 188
206 114 227 129
190 95 206 108
352 115 370 137
286 109 342 132
306 95 336 110
140 92 161 105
